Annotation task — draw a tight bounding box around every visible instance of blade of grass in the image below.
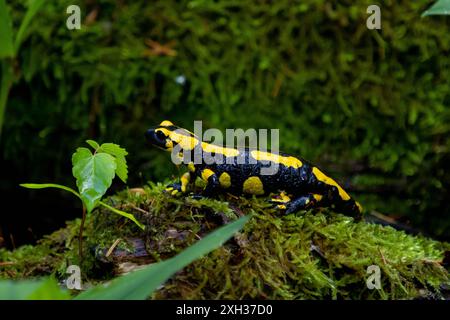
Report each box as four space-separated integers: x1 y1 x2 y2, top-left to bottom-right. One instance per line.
0 62 14 138
14 0 45 52
75 214 251 300
99 201 146 230
0 0 14 58
422 0 450 16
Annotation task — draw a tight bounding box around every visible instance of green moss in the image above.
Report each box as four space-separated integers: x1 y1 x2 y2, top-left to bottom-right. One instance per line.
1 182 448 299
3 0 450 239
0 220 79 279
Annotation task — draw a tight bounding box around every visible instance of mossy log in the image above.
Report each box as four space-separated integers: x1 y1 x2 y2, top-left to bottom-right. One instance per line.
1 182 449 300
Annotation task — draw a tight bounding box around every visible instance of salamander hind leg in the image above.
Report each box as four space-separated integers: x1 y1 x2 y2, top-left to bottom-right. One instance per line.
269 191 292 210
282 193 324 215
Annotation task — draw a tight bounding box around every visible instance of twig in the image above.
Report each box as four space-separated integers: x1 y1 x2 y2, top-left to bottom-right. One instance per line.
124 203 150 215
379 248 387 265
106 238 122 258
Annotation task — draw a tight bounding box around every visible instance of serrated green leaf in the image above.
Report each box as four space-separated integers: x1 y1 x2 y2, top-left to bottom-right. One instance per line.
0 0 14 59
76 215 250 300
113 156 128 183
86 140 100 150
100 143 128 182
100 143 128 157
72 147 91 165
422 0 450 16
72 149 117 213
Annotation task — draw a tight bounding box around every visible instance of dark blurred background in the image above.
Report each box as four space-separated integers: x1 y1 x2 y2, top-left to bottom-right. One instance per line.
1 0 449 248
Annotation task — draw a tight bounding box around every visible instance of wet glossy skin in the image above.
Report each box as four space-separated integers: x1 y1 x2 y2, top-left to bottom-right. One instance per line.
146 121 362 217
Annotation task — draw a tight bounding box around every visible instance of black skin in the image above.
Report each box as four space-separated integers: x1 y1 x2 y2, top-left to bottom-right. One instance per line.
146 128 362 218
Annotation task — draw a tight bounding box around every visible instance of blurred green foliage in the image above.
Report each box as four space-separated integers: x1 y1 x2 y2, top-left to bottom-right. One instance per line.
1 0 449 238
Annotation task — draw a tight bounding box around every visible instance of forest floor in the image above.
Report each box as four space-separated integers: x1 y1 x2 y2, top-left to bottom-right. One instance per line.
1 182 449 299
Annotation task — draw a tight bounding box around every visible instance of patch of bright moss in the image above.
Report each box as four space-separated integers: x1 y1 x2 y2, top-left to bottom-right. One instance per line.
1 182 449 299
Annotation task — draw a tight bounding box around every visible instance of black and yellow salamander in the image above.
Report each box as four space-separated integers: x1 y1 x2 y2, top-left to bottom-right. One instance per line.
146 120 362 218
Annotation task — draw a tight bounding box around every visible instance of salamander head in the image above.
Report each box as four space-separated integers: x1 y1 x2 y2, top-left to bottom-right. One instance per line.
145 120 199 152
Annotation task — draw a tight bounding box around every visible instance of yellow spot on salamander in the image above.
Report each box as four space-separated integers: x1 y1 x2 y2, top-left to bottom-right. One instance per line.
157 128 199 151
356 201 363 213
243 176 265 195
187 162 196 172
201 169 215 181
312 167 350 201
250 150 303 169
271 191 291 203
201 142 240 157
171 132 198 150
218 172 231 188
180 172 190 192
160 120 174 126
280 191 291 202
313 194 323 202
165 140 173 150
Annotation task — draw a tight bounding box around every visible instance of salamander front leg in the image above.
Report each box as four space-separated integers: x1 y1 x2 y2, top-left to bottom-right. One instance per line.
165 172 191 196
200 168 220 197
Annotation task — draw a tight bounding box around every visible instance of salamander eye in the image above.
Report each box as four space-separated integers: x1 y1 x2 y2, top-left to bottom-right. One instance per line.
156 130 167 140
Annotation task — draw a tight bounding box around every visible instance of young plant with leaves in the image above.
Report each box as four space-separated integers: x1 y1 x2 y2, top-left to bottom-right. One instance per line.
21 140 145 257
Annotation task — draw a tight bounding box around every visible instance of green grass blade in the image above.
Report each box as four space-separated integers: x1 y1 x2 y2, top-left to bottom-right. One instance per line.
20 183 82 200
422 0 450 16
0 0 14 58
14 0 45 52
0 278 70 300
0 62 14 138
98 201 145 230
75 214 251 300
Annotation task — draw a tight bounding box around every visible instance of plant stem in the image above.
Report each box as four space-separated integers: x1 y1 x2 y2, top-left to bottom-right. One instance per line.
79 205 87 260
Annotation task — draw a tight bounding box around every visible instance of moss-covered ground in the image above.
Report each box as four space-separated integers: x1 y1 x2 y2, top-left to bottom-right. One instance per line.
1 182 449 299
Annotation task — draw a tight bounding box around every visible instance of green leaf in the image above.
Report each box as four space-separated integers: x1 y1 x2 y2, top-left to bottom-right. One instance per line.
76 214 251 300
100 143 128 158
422 0 450 16
100 143 128 183
20 183 81 200
99 201 145 230
19 184 145 229
14 0 45 52
0 278 70 300
86 140 100 150
0 0 14 59
72 148 117 213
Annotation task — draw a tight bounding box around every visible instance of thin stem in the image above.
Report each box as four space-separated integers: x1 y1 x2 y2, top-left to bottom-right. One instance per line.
79 205 87 260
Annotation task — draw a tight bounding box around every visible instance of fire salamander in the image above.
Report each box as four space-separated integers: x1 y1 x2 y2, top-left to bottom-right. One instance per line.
146 121 362 217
